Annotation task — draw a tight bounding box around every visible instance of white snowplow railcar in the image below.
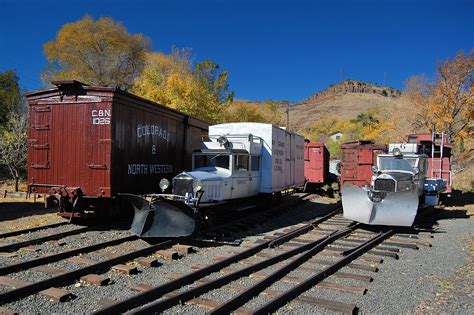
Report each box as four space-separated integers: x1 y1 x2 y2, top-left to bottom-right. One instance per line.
125 122 305 237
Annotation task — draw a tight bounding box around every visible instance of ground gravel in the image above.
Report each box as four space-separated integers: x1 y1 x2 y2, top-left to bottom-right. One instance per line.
0 198 472 314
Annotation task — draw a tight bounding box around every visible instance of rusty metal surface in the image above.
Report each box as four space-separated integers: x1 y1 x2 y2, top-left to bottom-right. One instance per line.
27 81 209 203
405 133 452 193
304 142 329 184
339 141 387 189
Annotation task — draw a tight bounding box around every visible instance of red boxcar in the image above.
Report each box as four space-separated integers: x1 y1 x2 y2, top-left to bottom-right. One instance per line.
304 141 329 186
26 81 209 217
339 140 387 190
405 133 452 193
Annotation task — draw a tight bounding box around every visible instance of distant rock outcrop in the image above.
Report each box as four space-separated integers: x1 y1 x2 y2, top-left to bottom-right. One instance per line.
284 80 404 132
302 80 401 104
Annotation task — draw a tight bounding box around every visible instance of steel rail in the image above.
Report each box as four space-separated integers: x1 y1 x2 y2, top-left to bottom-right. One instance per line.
0 239 178 305
0 226 92 253
253 228 396 314
0 195 338 308
0 222 69 239
0 235 137 276
202 193 316 236
95 207 342 315
129 225 357 314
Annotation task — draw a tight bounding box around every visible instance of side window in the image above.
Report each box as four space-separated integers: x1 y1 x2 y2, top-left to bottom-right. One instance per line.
233 155 249 171
251 156 260 171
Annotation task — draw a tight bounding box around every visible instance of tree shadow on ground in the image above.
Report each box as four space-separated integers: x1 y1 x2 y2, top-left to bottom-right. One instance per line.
442 190 474 207
0 201 56 221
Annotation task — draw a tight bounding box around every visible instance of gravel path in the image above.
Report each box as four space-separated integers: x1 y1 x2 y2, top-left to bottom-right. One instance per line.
356 207 473 314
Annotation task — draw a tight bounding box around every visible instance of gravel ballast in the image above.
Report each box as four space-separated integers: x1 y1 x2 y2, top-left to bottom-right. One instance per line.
0 198 472 314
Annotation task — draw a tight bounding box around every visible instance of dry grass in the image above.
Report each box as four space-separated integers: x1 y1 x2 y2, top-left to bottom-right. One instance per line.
0 179 28 194
452 160 474 193
289 93 403 131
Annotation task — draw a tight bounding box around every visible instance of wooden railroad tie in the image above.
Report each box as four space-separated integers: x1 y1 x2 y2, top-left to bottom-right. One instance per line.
80 274 110 286
39 288 72 302
135 257 160 267
156 250 179 260
32 265 69 275
172 244 195 254
112 264 138 275
0 276 30 288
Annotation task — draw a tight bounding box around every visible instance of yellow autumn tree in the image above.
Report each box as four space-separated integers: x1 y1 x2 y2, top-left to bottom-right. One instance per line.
42 15 150 89
222 100 282 125
430 50 473 143
404 50 473 149
132 49 233 123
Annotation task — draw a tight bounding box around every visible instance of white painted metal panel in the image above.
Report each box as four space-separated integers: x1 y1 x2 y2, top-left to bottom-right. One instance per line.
389 143 418 154
209 123 304 193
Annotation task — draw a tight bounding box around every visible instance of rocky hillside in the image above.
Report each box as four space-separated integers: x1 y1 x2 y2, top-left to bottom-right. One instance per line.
285 80 403 132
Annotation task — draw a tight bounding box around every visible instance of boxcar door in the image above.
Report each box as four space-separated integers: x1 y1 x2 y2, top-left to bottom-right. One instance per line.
28 105 52 186
85 104 112 197
309 146 323 183
341 148 357 187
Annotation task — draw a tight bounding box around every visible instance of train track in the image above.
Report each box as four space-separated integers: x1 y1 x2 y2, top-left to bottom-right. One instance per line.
93 212 398 314
0 195 432 314
0 193 317 307
0 222 69 239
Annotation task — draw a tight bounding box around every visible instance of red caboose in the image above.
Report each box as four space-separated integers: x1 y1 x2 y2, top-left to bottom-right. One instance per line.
339 140 387 190
405 133 452 193
303 141 329 188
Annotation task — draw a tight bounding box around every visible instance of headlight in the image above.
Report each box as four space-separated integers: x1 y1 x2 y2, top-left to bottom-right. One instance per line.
159 178 170 192
193 179 203 193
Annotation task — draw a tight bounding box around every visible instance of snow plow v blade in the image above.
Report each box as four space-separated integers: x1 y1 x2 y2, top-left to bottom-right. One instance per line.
120 194 196 238
341 184 419 227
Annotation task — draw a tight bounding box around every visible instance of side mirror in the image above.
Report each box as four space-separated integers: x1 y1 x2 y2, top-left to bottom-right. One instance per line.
413 167 420 175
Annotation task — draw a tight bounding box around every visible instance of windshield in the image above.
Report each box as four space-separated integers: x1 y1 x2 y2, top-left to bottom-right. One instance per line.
194 154 230 170
378 156 418 173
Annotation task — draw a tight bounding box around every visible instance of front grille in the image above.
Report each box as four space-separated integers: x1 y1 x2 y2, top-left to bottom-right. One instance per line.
173 178 193 196
374 178 396 192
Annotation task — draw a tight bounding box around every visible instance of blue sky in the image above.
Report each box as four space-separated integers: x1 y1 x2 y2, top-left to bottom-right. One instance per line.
0 0 472 102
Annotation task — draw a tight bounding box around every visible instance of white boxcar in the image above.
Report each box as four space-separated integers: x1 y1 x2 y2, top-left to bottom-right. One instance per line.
209 123 305 192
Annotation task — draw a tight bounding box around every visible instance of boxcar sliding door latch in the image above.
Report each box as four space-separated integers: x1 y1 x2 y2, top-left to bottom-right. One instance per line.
87 164 107 170
31 162 50 169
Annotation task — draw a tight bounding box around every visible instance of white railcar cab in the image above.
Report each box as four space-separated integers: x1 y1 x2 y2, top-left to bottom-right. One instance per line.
189 133 264 205
159 122 305 209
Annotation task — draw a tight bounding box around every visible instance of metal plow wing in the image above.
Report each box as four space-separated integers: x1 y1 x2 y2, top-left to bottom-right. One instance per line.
342 185 419 226
120 194 196 238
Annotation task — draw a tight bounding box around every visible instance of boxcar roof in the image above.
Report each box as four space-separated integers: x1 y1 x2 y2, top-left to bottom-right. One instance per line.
25 81 209 128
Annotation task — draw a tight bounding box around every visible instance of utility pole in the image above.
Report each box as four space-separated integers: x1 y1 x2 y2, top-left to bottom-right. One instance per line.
286 104 290 130
384 72 388 85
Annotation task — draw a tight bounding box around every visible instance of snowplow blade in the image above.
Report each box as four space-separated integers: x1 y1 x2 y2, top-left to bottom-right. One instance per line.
121 194 196 238
342 185 419 226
